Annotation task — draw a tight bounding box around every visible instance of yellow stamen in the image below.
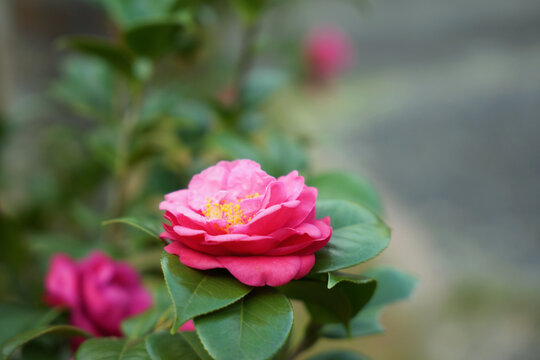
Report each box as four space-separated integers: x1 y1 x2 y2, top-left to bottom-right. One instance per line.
202 193 260 232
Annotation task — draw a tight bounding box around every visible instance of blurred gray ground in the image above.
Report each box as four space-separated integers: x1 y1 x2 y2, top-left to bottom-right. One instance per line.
273 1 540 359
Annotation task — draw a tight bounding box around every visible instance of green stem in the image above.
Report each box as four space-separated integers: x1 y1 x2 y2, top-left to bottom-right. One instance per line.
285 322 322 360
108 84 143 251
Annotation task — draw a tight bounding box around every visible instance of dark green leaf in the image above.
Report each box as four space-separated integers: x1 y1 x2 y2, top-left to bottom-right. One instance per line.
161 252 251 330
0 303 57 345
280 273 375 326
308 172 381 214
145 331 211 360
307 350 369 360
59 36 135 78
102 217 162 240
1 325 91 360
122 286 171 339
194 288 293 360
75 338 150 360
124 20 186 58
322 267 417 338
231 0 268 22
312 200 390 273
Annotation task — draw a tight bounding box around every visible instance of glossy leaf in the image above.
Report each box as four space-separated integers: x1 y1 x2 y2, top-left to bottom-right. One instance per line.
307 350 369 360
322 267 417 338
280 273 375 326
75 338 150 360
161 252 252 330
59 36 135 78
102 217 162 240
145 332 211 360
312 200 390 273
124 20 186 58
1 325 91 360
194 288 293 360
308 172 381 214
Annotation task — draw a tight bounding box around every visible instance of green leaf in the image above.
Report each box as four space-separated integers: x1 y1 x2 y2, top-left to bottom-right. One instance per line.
1 325 91 360
231 0 268 22
194 288 293 360
161 252 252 330
145 331 211 360
308 172 382 214
124 20 186 58
102 217 162 240
75 338 150 360
0 303 58 345
240 68 288 109
264 132 307 177
312 200 390 273
322 267 417 338
209 132 266 165
51 56 115 122
307 350 369 360
97 0 178 28
59 36 135 78
122 286 172 339
326 272 377 316
279 273 375 327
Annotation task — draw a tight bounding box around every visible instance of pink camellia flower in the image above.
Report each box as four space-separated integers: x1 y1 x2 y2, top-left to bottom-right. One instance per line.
160 159 332 287
45 252 153 347
304 25 354 82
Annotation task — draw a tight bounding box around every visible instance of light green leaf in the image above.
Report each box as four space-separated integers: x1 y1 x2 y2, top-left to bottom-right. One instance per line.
75 338 150 360
145 331 212 360
312 200 390 273
264 132 307 177
51 56 115 123
59 36 135 78
240 68 288 108
102 217 162 240
308 172 381 214
194 288 293 360
307 350 369 360
322 267 417 338
161 252 252 330
97 0 178 28
1 325 91 360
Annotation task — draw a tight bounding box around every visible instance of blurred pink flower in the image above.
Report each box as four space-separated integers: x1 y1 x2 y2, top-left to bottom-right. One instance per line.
45 252 153 347
304 26 354 82
160 159 332 287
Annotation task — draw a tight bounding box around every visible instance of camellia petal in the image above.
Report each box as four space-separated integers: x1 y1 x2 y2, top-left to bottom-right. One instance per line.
160 159 332 286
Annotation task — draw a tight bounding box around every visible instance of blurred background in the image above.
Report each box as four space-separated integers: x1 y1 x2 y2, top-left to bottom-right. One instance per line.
1 0 540 359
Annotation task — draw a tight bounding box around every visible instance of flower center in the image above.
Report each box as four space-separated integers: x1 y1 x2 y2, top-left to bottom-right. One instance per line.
202 193 259 232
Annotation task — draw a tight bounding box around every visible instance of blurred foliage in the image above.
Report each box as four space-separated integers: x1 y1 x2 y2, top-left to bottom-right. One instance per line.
0 0 398 359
